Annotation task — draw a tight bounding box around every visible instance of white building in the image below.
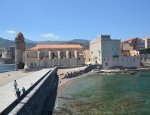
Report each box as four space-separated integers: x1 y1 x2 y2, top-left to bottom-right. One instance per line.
144 36 150 48
90 35 140 69
137 38 145 50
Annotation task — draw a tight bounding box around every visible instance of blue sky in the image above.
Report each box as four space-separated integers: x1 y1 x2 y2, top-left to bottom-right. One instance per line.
0 0 150 41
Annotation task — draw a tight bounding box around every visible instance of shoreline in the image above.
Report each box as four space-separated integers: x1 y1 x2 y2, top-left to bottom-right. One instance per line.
54 68 150 114
0 64 15 73
0 64 15 66
54 67 150 112
54 71 93 112
94 67 150 74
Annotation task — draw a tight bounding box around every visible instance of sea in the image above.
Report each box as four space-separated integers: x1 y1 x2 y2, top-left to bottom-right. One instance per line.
55 71 150 114
0 65 15 73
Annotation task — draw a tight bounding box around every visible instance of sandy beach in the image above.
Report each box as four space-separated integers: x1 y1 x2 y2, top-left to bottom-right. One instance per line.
57 66 87 88
0 70 35 87
57 66 86 77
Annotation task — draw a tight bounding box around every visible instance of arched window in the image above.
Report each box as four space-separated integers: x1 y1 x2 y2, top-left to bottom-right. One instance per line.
69 52 71 58
106 62 108 66
52 52 55 59
60 52 64 59
31 62 33 67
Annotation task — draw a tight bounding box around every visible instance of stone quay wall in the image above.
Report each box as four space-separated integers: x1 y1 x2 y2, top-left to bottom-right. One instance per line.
8 67 58 115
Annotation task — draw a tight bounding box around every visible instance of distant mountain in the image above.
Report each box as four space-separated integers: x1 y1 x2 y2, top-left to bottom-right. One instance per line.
0 38 89 49
64 39 89 48
25 38 37 43
69 39 89 44
0 37 36 48
25 38 90 48
0 37 14 48
25 39 64 44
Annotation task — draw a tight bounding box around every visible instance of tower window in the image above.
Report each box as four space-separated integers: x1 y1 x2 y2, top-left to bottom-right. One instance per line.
106 62 108 66
52 52 55 59
69 52 71 58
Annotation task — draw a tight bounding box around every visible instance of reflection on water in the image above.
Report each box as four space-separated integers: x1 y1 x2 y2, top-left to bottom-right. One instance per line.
54 72 150 114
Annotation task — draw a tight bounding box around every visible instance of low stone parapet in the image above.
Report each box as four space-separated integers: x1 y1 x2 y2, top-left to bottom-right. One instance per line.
2 67 58 115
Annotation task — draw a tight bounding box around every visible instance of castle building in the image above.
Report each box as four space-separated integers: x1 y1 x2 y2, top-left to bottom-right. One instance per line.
15 32 26 69
83 49 90 64
25 44 84 68
90 35 140 69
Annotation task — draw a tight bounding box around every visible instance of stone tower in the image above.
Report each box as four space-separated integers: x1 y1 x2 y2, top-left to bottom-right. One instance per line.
15 32 26 69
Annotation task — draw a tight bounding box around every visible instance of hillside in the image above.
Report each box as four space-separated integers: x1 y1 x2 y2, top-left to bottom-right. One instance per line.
0 37 14 48
0 38 89 49
0 37 36 48
64 39 89 48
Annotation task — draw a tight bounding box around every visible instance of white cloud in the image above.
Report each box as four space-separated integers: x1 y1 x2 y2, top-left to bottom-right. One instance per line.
6 30 16 34
41 33 59 40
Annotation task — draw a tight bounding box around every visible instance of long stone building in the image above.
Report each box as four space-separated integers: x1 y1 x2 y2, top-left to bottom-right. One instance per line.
14 32 85 68
25 44 84 68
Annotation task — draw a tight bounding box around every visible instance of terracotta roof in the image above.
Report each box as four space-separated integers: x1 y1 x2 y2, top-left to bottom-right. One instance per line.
29 47 37 50
29 44 83 50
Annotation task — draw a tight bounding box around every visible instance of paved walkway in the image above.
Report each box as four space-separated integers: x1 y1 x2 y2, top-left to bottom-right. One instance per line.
0 68 52 113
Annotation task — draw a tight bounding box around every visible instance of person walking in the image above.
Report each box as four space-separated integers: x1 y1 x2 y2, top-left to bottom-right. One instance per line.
13 80 18 91
22 87 26 95
16 88 21 101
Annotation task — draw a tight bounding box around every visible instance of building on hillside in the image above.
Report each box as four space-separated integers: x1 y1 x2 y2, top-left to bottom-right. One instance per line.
83 49 90 64
90 35 140 69
121 42 134 50
2 49 11 59
144 36 150 48
121 38 145 50
25 44 84 68
0 47 15 64
121 50 140 56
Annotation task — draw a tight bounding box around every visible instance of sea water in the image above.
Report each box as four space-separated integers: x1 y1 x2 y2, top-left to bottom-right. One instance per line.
55 71 150 114
0 65 15 72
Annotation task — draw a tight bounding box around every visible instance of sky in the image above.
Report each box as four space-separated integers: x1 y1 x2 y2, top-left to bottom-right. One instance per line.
0 0 150 41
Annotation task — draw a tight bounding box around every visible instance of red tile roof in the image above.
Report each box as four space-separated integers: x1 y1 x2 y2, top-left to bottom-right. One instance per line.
29 44 83 50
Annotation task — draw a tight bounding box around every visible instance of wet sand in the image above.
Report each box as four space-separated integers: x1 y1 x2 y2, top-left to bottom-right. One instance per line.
54 67 91 113
57 66 87 88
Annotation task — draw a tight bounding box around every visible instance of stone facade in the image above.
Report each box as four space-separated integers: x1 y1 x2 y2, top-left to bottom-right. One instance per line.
83 49 90 64
25 44 84 68
90 35 140 69
15 32 26 69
